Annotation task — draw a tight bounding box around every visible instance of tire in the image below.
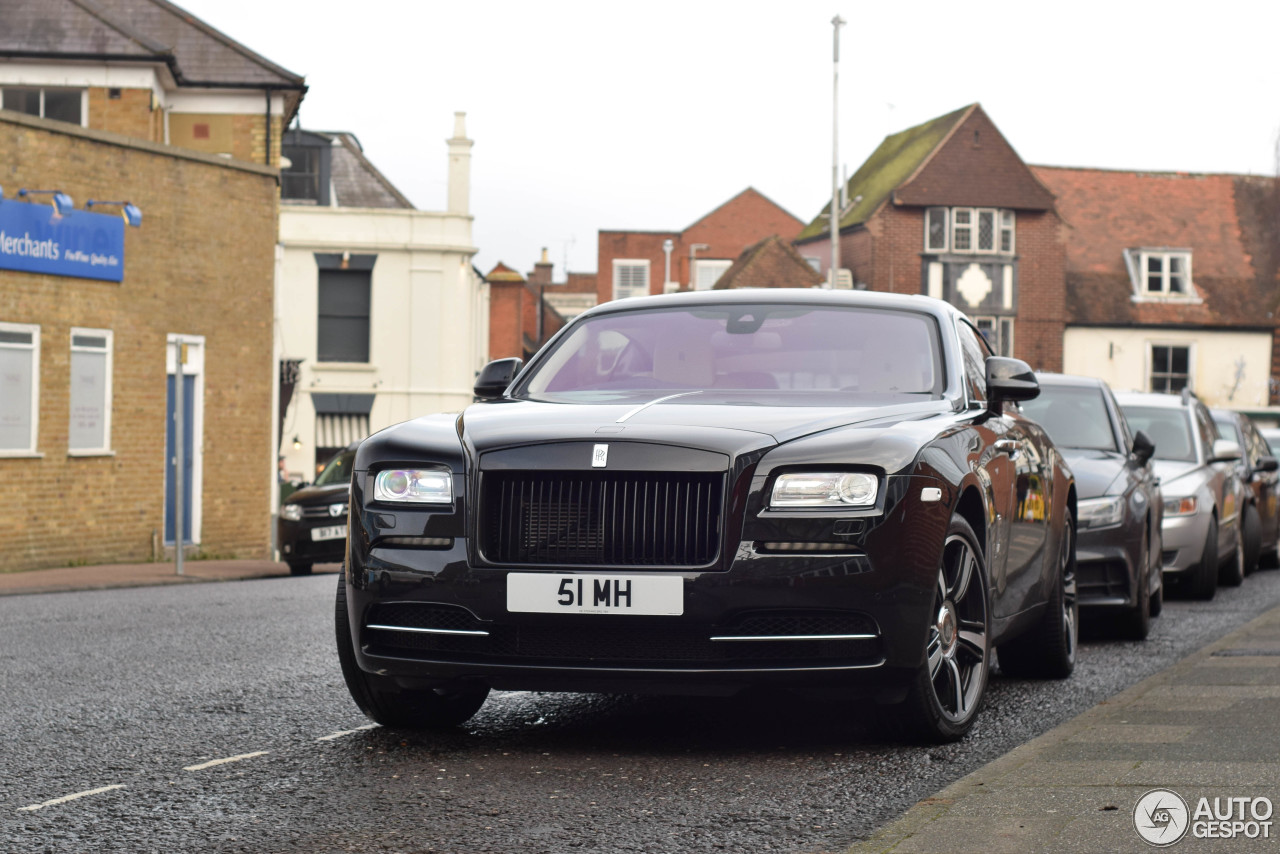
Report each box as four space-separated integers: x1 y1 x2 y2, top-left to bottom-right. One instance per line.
998 510 1077 679
334 575 489 729
1186 516 1219 601
1219 525 1245 588
288 561 314 577
1121 531 1151 640
1241 505 1262 577
1149 576 1163 618
888 515 990 743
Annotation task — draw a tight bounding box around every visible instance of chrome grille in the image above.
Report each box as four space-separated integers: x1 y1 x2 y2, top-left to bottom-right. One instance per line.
480 471 723 567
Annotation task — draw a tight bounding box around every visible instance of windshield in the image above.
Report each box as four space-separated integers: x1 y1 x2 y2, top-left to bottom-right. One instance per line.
1119 406 1197 463
1020 384 1118 452
314 450 355 486
518 304 944 405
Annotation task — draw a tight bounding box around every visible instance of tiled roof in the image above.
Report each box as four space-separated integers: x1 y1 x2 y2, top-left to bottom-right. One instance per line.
485 262 525 283
1033 165 1280 327
327 133 413 209
714 235 824 290
796 105 971 242
0 0 304 90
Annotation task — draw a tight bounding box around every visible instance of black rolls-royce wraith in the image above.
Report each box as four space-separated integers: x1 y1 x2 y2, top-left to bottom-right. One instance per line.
336 289 1078 742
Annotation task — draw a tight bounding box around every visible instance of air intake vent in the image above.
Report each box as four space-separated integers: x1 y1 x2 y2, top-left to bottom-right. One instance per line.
480 471 723 567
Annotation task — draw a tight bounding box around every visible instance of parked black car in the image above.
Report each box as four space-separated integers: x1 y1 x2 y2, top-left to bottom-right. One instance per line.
278 443 357 575
1022 374 1163 638
1211 408 1280 573
336 290 1077 742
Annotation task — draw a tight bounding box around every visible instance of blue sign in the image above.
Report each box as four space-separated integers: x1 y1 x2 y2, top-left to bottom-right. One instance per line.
0 201 126 282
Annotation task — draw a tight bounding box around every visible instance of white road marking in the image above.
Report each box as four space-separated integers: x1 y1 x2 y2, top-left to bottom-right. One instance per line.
183 751 270 771
18 784 125 812
316 724 378 741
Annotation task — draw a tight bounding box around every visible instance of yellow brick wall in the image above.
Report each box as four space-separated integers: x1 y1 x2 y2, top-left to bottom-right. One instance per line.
86 87 163 143
0 115 279 571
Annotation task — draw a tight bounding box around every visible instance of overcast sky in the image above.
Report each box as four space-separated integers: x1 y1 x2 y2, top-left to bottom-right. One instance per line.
180 0 1280 280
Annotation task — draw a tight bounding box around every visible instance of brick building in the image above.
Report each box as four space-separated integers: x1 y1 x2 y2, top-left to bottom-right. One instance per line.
0 111 279 571
795 104 1067 371
486 251 596 361
713 235 824 291
597 187 805 304
0 0 303 571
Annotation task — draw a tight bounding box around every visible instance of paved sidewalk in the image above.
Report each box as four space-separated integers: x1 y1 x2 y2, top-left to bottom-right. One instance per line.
850 605 1280 853
0 559 341 596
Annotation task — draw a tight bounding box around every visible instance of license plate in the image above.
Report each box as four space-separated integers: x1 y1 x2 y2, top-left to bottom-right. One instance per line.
507 573 683 616
311 525 347 542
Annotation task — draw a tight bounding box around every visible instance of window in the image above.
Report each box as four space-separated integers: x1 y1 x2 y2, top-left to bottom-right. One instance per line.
956 321 989 404
68 328 112 453
2 87 83 125
0 322 40 453
803 256 822 272
1149 344 1191 393
1137 250 1192 296
973 316 1015 357
693 259 732 290
282 145 323 202
928 208 1014 254
612 260 650 301
318 270 372 362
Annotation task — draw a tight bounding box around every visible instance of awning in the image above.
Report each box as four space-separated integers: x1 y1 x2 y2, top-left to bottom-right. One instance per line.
315 413 369 449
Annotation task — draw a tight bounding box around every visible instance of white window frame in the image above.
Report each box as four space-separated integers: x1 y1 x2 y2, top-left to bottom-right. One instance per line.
1147 341 1194 394
0 86 87 126
693 259 732 290
972 315 1015 357
0 321 40 456
1132 249 1194 299
999 210 1016 254
611 259 650 301
68 327 113 456
925 207 949 252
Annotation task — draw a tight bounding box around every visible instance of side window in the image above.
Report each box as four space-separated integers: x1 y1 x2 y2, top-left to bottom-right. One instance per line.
1248 424 1269 466
956 322 988 404
1194 405 1219 453
1108 388 1134 451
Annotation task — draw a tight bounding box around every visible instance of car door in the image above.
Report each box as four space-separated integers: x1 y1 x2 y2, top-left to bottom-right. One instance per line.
1195 403 1239 562
957 321 1027 616
1246 421 1280 550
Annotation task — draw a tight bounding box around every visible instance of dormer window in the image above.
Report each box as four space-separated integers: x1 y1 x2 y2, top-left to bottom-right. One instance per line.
281 129 332 205
925 207 1015 254
1126 249 1194 300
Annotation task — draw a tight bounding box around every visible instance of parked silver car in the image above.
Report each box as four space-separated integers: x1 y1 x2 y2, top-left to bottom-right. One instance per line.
1114 390 1245 599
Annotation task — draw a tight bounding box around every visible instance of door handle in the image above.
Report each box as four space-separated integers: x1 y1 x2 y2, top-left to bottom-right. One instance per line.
994 438 1021 458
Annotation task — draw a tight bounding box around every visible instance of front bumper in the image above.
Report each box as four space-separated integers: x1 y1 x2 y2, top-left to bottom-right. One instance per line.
342 474 951 700
1075 524 1142 608
278 518 347 564
1159 510 1210 575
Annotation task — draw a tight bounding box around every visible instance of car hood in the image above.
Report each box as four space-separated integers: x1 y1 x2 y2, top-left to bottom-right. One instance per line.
457 396 952 457
285 482 350 505
1152 459 1203 492
1057 448 1126 499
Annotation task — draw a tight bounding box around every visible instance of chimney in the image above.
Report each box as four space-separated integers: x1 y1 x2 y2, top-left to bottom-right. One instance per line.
530 247 554 286
447 111 473 215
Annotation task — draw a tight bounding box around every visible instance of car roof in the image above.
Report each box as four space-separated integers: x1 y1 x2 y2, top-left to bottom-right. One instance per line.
1032 371 1107 389
1113 390 1190 409
578 288 959 322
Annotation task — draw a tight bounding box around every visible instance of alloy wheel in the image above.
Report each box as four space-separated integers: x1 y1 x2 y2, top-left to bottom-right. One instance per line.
926 533 988 723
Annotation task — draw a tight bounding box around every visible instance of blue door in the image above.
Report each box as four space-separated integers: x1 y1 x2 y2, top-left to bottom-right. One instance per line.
164 373 196 545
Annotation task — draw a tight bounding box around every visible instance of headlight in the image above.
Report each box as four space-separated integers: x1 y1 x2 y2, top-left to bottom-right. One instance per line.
280 504 302 522
1163 496 1198 517
373 469 453 504
1077 496 1124 529
770 472 878 508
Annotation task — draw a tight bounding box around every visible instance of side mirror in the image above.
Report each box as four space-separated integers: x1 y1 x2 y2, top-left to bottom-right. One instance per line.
474 357 523 400
1211 438 1242 462
1258 455 1279 473
985 356 1039 412
1131 429 1156 465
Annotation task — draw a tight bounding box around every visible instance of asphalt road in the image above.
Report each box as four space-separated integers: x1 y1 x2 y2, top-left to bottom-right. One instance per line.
5 568 1280 854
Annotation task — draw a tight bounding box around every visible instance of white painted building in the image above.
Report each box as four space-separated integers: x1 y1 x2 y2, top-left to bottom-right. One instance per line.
275 114 488 480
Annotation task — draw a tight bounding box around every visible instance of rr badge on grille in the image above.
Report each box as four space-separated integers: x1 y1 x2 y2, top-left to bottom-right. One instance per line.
592 444 609 468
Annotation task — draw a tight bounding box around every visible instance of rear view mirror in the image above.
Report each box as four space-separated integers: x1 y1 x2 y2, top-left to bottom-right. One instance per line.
1211 438 1242 462
474 357 523 400
986 356 1039 412
1131 430 1155 465
1257 455 1279 473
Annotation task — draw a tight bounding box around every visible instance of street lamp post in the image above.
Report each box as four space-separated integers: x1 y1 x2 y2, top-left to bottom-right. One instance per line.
830 14 845 289
663 239 674 292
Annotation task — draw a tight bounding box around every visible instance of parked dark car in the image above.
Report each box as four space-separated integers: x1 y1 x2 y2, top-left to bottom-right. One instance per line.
1115 390 1245 599
1211 409 1280 572
336 290 1077 743
278 443 357 575
1021 374 1163 638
